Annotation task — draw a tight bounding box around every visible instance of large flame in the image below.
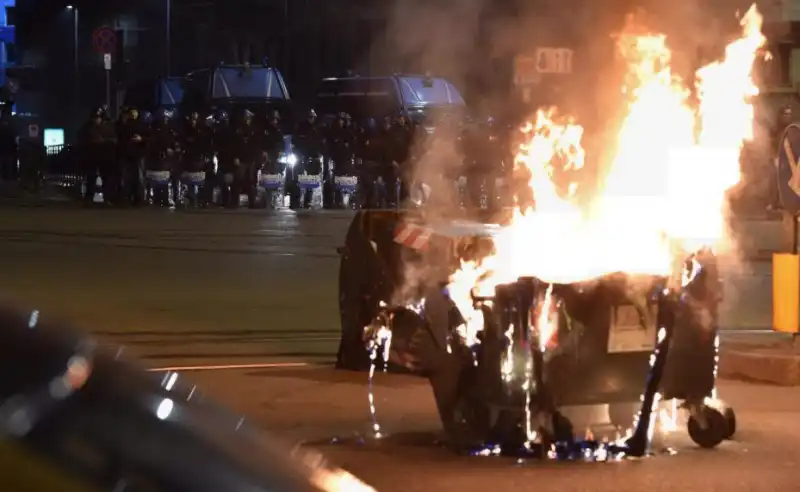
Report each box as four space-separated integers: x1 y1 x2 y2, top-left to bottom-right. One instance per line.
447 6 766 343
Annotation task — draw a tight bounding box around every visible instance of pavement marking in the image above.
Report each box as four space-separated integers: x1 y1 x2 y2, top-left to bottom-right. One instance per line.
147 361 312 372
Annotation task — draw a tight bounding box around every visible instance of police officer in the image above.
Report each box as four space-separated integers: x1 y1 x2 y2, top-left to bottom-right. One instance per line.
262 114 284 172
148 109 178 207
209 110 230 206
356 117 380 208
180 112 210 206
463 116 502 210
78 108 116 205
373 117 396 207
291 110 323 208
223 109 259 208
325 113 357 207
294 110 322 163
117 107 149 206
389 114 414 203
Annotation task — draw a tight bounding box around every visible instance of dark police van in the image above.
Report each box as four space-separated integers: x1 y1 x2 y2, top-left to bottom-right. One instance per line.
181 64 294 157
181 64 292 125
314 73 466 129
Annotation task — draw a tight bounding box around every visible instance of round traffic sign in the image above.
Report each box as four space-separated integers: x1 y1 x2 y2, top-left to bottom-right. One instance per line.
777 123 800 215
92 27 117 54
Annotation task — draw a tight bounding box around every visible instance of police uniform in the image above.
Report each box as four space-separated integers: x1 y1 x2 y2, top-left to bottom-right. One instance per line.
180 116 211 206
224 114 260 208
78 111 116 205
147 116 177 206
117 112 149 206
324 116 356 208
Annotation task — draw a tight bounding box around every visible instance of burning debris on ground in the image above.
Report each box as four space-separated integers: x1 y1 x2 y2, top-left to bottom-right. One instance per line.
341 4 764 461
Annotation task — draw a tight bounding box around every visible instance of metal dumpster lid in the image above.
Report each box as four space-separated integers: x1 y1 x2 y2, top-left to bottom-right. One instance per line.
424 219 505 238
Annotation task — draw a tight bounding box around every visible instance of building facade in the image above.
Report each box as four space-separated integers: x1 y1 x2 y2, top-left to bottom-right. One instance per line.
0 0 15 90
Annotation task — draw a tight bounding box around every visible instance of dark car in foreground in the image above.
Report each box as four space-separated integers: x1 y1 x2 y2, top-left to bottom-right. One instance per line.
0 307 374 492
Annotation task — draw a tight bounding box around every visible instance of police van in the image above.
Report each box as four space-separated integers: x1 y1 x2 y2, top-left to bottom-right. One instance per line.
313 73 466 130
181 64 293 127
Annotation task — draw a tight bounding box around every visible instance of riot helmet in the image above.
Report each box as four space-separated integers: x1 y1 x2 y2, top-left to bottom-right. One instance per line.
154 107 173 122
214 110 229 125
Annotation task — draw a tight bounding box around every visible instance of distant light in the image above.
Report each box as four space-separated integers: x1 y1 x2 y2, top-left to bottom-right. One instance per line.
66 6 74 10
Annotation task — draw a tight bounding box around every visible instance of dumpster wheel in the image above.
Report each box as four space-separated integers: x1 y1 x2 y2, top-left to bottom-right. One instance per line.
721 405 736 440
687 405 728 449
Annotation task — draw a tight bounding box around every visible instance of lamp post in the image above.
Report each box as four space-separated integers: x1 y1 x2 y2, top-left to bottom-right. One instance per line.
67 6 79 132
166 0 171 76
67 6 78 82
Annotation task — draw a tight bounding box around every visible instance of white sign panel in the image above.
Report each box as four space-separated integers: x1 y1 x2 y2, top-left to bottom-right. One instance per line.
534 47 574 74
607 305 657 353
103 53 112 71
44 128 65 147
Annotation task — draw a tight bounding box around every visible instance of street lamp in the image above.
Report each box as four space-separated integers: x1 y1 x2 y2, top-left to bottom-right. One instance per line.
166 0 171 76
67 5 79 133
67 6 78 83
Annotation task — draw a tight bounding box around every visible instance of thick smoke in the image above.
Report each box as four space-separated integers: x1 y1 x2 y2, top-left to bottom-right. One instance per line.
370 0 765 306
372 0 493 303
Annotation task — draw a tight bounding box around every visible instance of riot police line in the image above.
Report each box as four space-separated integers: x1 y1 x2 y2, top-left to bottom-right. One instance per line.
62 106 512 210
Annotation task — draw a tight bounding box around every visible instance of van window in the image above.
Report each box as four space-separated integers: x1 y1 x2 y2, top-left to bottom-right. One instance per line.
398 77 465 106
211 67 287 100
158 79 183 107
315 78 400 120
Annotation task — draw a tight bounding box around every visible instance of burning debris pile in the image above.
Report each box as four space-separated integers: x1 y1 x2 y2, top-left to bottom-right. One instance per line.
359 5 763 458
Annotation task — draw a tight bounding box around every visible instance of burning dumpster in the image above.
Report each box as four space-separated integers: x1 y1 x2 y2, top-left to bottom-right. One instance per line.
338 5 764 457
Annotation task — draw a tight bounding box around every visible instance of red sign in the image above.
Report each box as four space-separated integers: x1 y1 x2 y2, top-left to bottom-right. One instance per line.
92 27 117 54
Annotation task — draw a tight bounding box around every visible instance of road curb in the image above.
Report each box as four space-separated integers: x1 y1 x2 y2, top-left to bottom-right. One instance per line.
719 349 800 386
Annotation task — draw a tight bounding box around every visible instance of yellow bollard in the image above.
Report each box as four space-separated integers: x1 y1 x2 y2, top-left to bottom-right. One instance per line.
773 253 800 334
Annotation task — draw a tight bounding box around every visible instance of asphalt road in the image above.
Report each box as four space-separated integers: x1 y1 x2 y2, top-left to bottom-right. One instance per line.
190 366 800 492
0 208 797 490
0 208 785 368
0 208 354 366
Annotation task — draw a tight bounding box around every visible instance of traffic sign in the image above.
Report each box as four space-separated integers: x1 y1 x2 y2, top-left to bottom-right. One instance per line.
103 53 112 70
777 123 800 215
27 124 39 139
92 27 117 54
535 47 574 74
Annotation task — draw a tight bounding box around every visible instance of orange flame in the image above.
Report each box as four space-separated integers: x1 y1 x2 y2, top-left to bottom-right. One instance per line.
447 5 766 348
